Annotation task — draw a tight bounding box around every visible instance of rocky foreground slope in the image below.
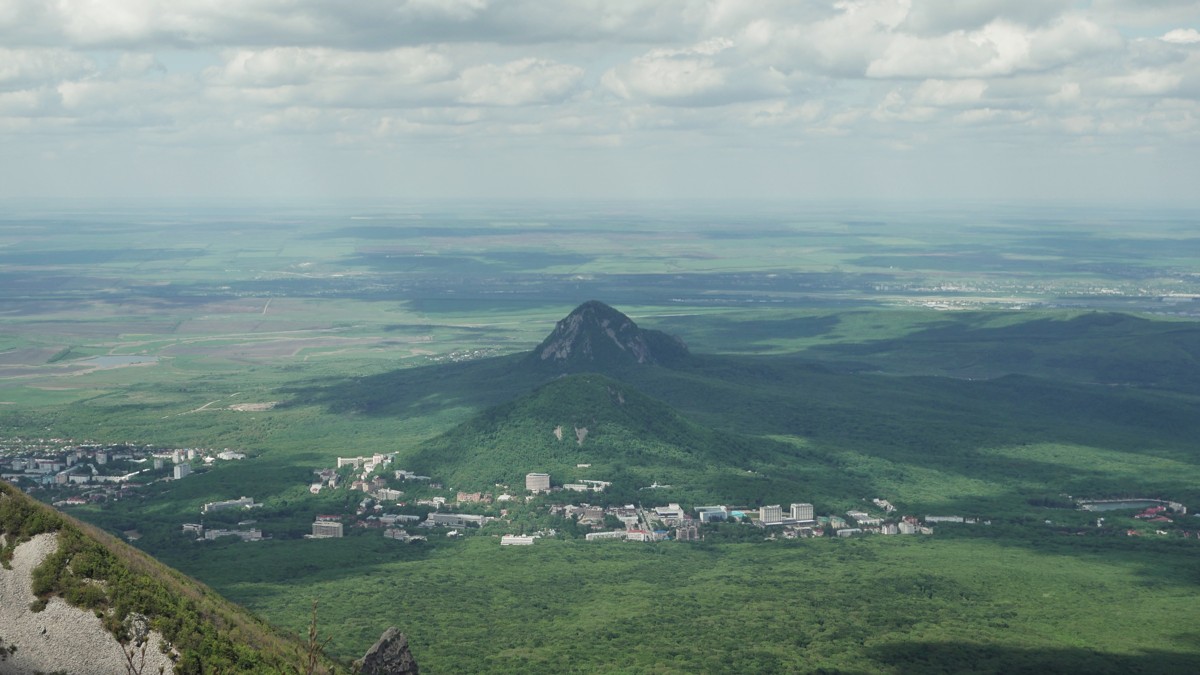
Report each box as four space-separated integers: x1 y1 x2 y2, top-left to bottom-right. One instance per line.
1 531 175 674
0 481 346 674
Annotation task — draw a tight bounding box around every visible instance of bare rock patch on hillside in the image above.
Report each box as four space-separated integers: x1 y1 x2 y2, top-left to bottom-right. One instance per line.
0 533 175 675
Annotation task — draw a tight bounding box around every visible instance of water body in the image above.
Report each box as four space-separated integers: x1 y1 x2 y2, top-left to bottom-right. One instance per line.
82 355 159 368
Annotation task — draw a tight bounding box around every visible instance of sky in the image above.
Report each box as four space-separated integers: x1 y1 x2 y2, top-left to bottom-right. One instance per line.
1 0 1198 203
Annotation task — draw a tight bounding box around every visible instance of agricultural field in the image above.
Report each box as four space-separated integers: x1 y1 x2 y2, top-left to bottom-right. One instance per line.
4 201 1200 672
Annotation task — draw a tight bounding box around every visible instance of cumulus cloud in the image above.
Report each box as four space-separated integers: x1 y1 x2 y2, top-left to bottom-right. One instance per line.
458 58 582 105
0 49 95 90
604 37 787 106
867 15 1122 78
0 0 1198 200
901 0 1076 34
209 47 455 88
1162 28 1200 44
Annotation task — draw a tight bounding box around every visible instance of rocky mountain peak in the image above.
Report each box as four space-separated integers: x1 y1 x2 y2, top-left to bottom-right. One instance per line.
527 301 688 371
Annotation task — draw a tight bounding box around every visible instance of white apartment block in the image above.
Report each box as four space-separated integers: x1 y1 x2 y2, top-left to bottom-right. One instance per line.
790 503 814 521
760 504 783 524
526 472 550 492
312 521 344 538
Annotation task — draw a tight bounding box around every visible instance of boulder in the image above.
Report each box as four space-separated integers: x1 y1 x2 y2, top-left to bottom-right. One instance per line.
358 627 418 675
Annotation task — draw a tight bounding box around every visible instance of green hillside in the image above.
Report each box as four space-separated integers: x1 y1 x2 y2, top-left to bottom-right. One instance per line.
407 373 785 500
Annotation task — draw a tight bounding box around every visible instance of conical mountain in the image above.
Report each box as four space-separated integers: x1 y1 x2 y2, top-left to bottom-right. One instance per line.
408 373 764 493
526 301 689 372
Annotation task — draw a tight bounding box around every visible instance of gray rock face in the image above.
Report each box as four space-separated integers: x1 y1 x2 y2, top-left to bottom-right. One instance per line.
528 300 688 371
358 627 418 675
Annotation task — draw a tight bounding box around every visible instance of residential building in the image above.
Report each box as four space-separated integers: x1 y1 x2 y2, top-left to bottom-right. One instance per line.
204 528 263 542
847 510 882 526
173 463 191 480
500 535 536 546
760 504 783 525
312 520 344 538
383 529 425 543
790 503 815 522
695 506 728 523
526 472 550 493
585 531 627 541
655 503 685 521
426 512 488 528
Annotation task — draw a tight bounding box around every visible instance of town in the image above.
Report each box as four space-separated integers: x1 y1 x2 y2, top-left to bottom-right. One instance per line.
0 437 247 509
5 439 1194 547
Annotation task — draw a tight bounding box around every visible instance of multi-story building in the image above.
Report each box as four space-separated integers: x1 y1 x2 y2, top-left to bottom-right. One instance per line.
790 503 814 522
173 463 191 480
525 472 550 493
760 504 783 525
695 506 728 523
426 513 488 528
311 520 344 538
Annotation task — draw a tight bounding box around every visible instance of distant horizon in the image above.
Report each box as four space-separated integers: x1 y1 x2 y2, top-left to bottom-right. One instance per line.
2 2 1196 205
5 196 1200 210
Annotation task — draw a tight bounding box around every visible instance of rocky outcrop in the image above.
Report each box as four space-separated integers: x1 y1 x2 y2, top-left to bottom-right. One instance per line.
527 300 689 371
358 627 418 675
0 532 174 675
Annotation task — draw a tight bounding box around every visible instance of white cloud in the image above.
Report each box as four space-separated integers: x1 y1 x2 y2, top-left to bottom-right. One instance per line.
458 58 583 105
1162 28 1200 44
0 49 95 89
0 0 1198 201
911 79 988 106
209 47 455 88
901 0 1075 34
603 37 786 106
867 16 1121 78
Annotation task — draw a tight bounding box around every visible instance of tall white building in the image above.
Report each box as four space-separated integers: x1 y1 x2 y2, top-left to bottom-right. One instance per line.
526 472 550 493
790 503 814 521
760 504 783 524
173 463 191 480
311 521 343 538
